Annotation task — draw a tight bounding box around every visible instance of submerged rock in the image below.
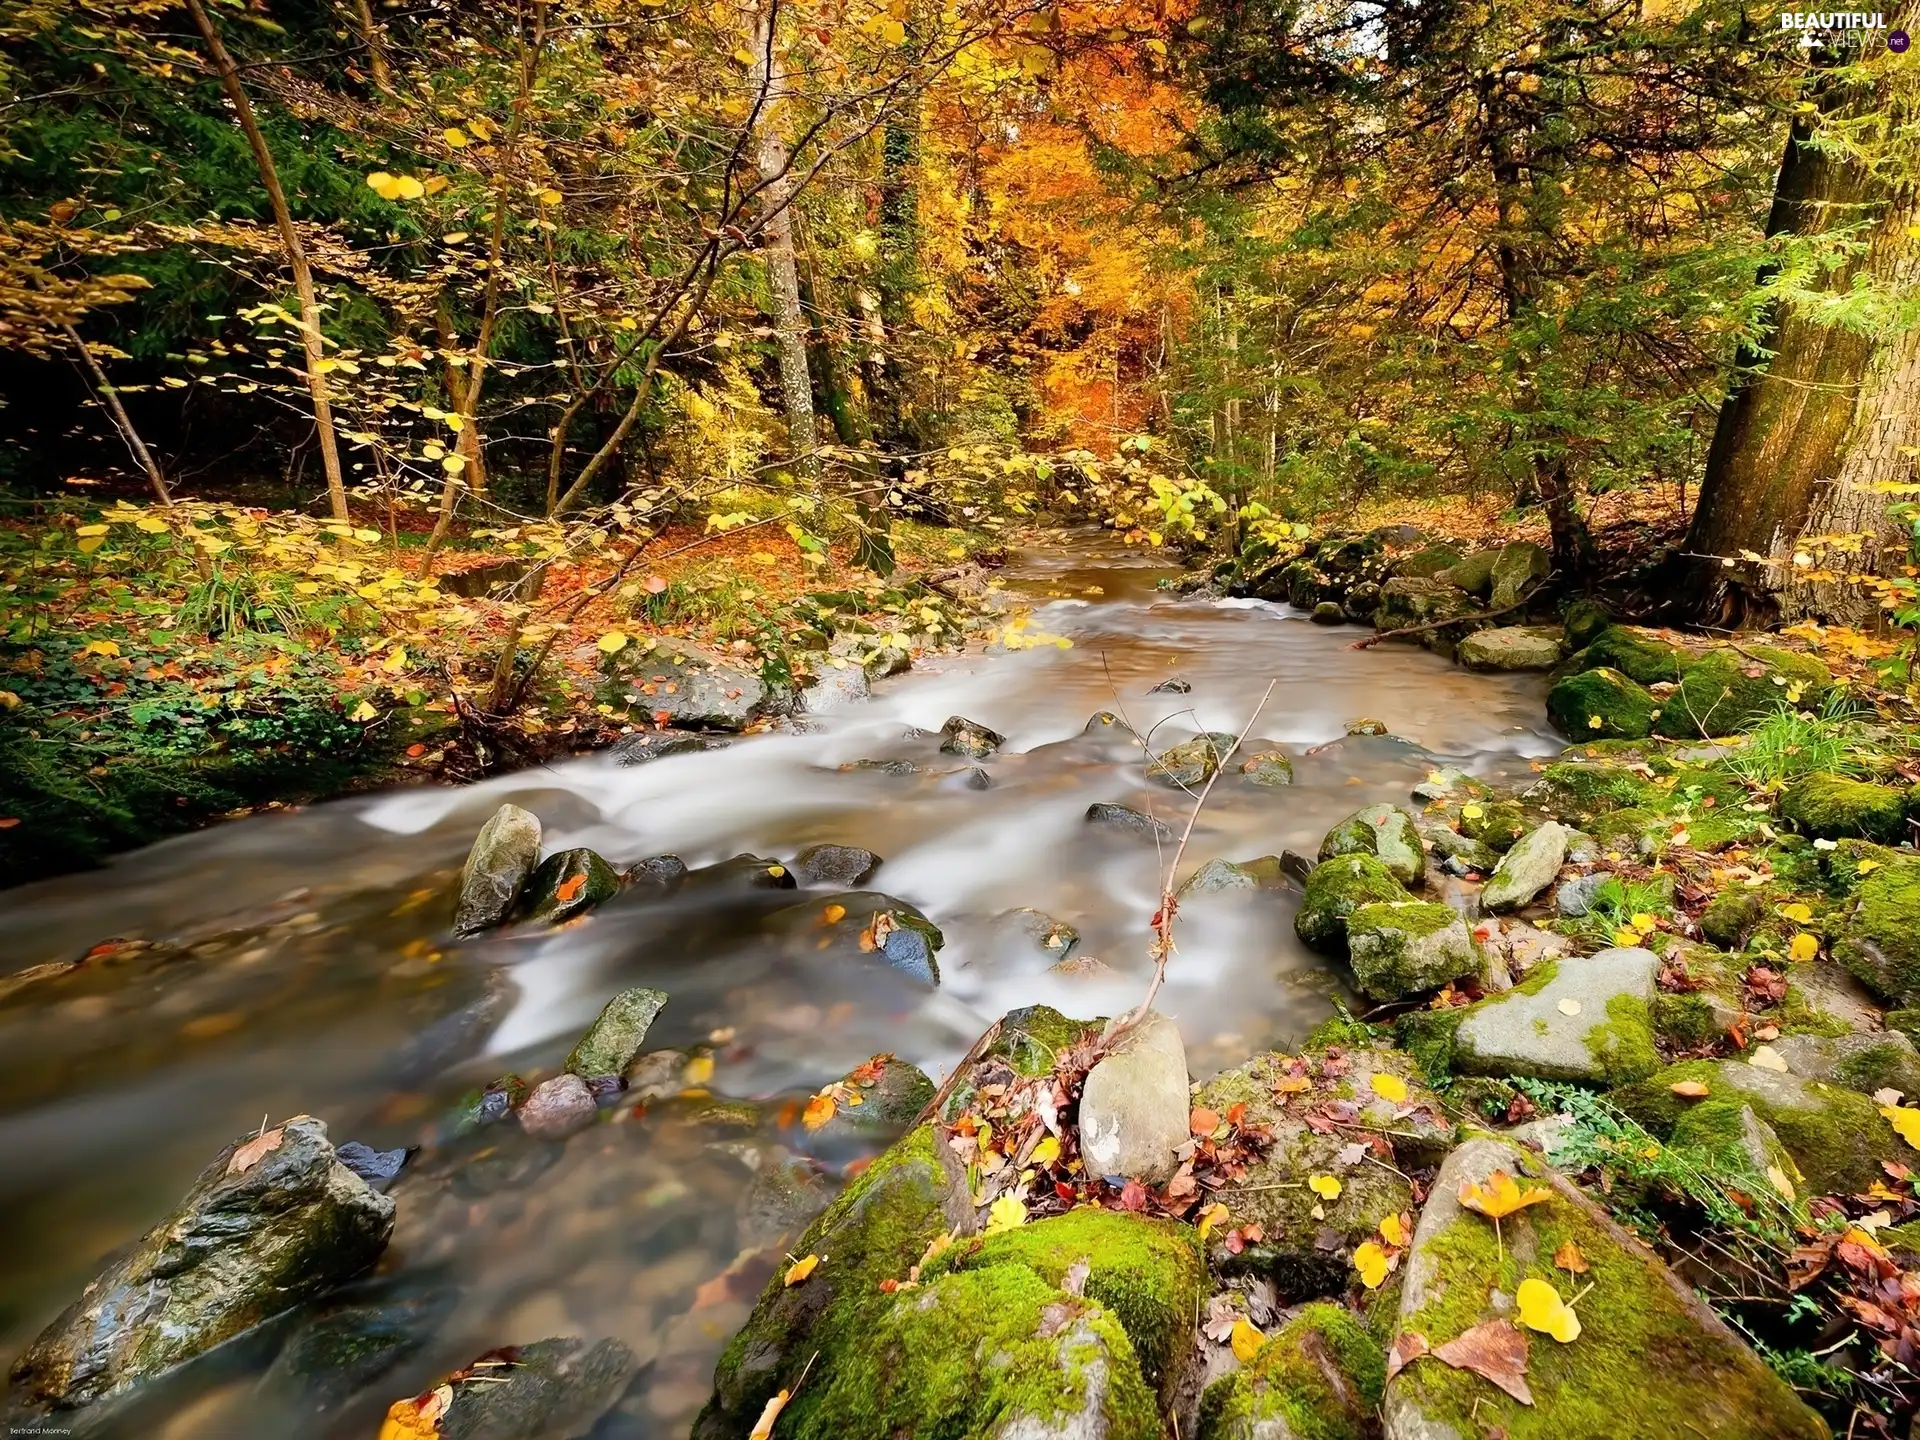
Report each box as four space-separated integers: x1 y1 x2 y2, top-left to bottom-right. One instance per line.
1478 821 1568 910
1347 900 1482 1001
623 853 688 891
807 1054 936 1144
400 1337 638 1440
802 661 871 712
1197 1302 1383 1440
598 638 774 730
1452 948 1660 1083
991 906 1082 960
1294 853 1412 955
453 803 542 936
1382 1135 1825 1440
1177 856 1290 898
1319 803 1424 887
768 891 945 986
610 730 719 766
521 846 621 925
939 715 1006 758
257 1289 451 1422
1238 749 1296 786
518 1074 598 1139
565 987 668 1078
1079 1011 1190 1183
1087 802 1176 843
792 843 883 887
8 1115 395 1413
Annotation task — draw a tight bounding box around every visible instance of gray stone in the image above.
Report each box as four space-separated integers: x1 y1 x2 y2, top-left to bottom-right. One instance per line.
522 847 622 925
1319 803 1425 887
1347 900 1483 1001
950 766 994 790
793 843 883 887
611 730 718 766
1455 947 1659 1083
1149 677 1192 693
1410 766 1487 803
1079 1012 1189 1183
1479 821 1569 911
1237 749 1295 787
453 803 542 936
767 891 944 986
992 907 1081 960
1457 625 1563 672
1772 1029 1920 1099
940 715 1006 758
519 1074 599 1139
624 853 687 890
598 638 774 730
1294 853 1412 954
1086 802 1174 843
809 1055 936 1144
1176 856 1289 899
436 1336 638 1440
1310 600 1346 624
1147 733 1236 788
1420 821 1499 875
1487 540 1551 609
565 987 668 1078
803 660 871 711
1554 871 1610 918
7 1115 395 1412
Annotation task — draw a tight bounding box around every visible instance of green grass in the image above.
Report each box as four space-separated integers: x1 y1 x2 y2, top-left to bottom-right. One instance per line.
1560 874 1674 951
1721 692 1868 788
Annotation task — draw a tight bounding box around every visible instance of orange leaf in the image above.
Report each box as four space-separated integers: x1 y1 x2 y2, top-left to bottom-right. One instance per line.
1457 1169 1552 1221
1554 1240 1590 1274
1189 1106 1221 1136
227 1126 284 1176
784 1254 820 1286
749 1389 790 1440
554 874 587 904
802 1094 837 1130
1669 1080 1710 1099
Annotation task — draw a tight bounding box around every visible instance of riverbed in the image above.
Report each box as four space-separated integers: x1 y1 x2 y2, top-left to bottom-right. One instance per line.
0 533 1556 1437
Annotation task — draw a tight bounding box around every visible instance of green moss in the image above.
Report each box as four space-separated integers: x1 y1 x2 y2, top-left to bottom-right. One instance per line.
1526 762 1657 824
1306 1012 1384 1050
1460 800 1528 851
1294 853 1412 955
1557 626 1692 686
1562 598 1614 651
1397 1007 1468 1083
1651 991 1724 1049
1832 1041 1917 1096
933 1211 1202 1394
1780 772 1909 844
1346 900 1479 1001
1700 887 1772 949
796 1266 1160 1440
983 1005 1101 1078
1887 1008 1920 1049
1197 1303 1384 1440
1577 993 1660 1085
1318 804 1424 886
1819 839 1907 895
1654 648 1833 739
1835 861 1920 1005
1775 987 1854 1039
1546 667 1656 741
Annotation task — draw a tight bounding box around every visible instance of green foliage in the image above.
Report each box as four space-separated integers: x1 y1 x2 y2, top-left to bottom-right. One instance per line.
1560 875 1674 951
1721 692 1868 788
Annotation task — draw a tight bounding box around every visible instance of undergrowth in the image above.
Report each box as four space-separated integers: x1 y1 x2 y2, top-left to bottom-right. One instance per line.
1721 693 1868 788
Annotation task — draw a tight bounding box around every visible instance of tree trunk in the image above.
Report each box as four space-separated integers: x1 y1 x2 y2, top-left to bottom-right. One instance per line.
866 107 922 450
1683 27 1917 626
64 324 171 504
347 0 394 96
745 1 817 479
184 0 350 522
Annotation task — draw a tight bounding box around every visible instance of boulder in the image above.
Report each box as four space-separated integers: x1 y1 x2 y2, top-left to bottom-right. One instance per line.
611 729 720 766
1487 540 1550 609
1520 760 1655 825
1177 856 1290 899
1311 601 1347 624
1552 625 1693 686
1346 718 1390 736
1196 1303 1384 1440
1347 901 1483 1001
807 1054 936 1145
1319 804 1425 887
768 891 945 986
1770 1029 1920 1100
1653 646 1833 739
1435 549 1499 596
416 1337 638 1440
1562 597 1613 650
518 1074 599 1139
624 853 688 891
598 638 774 730
1372 578 1485 660
1239 749 1296 786
1411 766 1489 803
1381 1136 1826 1440
940 715 1005 759
1457 625 1563 672
1087 802 1175 843
8 1116 395 1412
1612 1057 1901 1195
1546 667 1656 741
1343 581 1383 623
1079 1011 1190 1183
1780 772 1909 844
565 986 668 1078
1479 822 1569 910
453 803 542 936
1294 854 1412 955
1451 949 1660 1083
1670 1100 1802 1198
1554 871 1610 918
257 1289 450 1422
521 846 621 925
1834 860 1920 1004
1458 799 1528 852
977 1005 1103 1082
1148 733 1238 788
792 843 883 887
1391 542 1465 579
802 660 871 712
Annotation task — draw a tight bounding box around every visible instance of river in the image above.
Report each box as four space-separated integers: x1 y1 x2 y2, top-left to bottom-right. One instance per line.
0 533 1557 1437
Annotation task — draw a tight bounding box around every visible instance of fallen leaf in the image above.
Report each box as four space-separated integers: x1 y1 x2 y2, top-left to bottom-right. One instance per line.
801 1094 837 1130
1354 1240 1391 1289
784 1254 820 1286
1370 1072 1408 1103
1309 1173 1343 1201
822 903 847 924
1782 902 1813 923
749 1389 790 1440
1881 1105 1920 1151
1788 932 1819 963
1874 1087 1906 1108
1202 1294 1241 1343
379 1383 453 1440
227 1126 284 1176
1749 1046 1790 1073
1229 1317 1266 1364
1031 1135 1061 1168
1556 997 1582 1017
554 874 587 904
1669 1080 1710 1099
1515 1276 1581 1343
1197 1202 1230 1242
1386 1329 1429 1381
1432 1319 1534 1404
1457 1169 1552 1221
1190 1106 1222 1136
1553 1240 1589 1274
986 1194 1028 1234
1379 1212 1407 1247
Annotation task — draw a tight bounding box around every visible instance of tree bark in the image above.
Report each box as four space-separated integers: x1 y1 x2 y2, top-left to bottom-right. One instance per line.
745 0 818 479
184 0 350 522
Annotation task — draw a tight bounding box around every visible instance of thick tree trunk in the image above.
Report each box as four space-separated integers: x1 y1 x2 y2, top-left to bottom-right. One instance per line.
1683 25 1917 627
746 1 818 479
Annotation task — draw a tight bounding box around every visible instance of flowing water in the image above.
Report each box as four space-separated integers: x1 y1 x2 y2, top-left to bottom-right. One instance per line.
0 533 1558 1437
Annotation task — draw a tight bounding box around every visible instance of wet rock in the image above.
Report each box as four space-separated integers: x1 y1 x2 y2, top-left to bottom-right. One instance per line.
611 730 718 766
802 660 871 712
1345 717 1390 736
1196 1302 1383 1440
1434 548 1498 596
453 804 542 937
1834 859 1920 1004
1552 624 1692 686
768 891 944 986
981 1004 1104 1080
8 1115 395 1412
1371 577 1485 660
257 1289 451 1420
1280 849 1318 883
1311 600 1347 624
443 1074 529 1140
793 843 883 887
1486 539 1550 609
1148 732 1237 788
1422 823 1499 876
737 1153 832 1250
1653 645 1833 739
992 906 1082 960
1177 856 1290 898
1238 749 1295 786
1562 596 1614 650
1452 948 1659 1083
1547 666 1656 740
623 853 687 891
1457 625 1562 672
833 635 911 680
1319 804 1424 887
421 1336 638 1440
1052 952 1119 980
934 1209 1205 1402
1780 772 1910 844
1079 1011 1190 1183
521 847 621 925
1479 821 1568 911
1614 1057 1901 1195
1411 766 1487 803
622 1046 706 1100
1458 798 1528 852
841 757 921 777
685 853 798 892
949 765 993 790
335 1141 410 1191
518 1075 599 1139
810 1055 936 1144
1771 1029 1920 1100
1343 580 1383 623
1150 677 1192 693
1295 854 1412 955
940 715 1006 758
1347 901 1482 1001
1382 1135 1825 1440
1084 709 1141 739
565 987 668 1078
598 638 774 730
1087 802 1176 843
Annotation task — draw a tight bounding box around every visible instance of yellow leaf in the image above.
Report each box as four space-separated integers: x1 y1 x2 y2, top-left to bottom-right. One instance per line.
1369 1072 1407 1103
1782 902 1812 923
75 523 109 536
441 453 468 474
538 188 563 206
1515 1276 1581 1343
1612 927 1643 947
881 17 907 42
801 1094 836 1129
1460 803 1484 820
366 171 401 199
1379 1213 1406 1247
443 127 469 147
1749 1045 1790 1072
423 176 449 196
597 630 630 654
81 639 120 657
822 902 847 923
135 516 169 533
1196 1201 1229 1242
394 175 425 200
1030 1135 1061 1168
1630 912 1659 931
294 581 321 594
784 1254 820 1286
1457 1169 1552 1221
0 690 18 710
1588 715 1604 729
1353 1240 1390 1289
382 646 408 673
1308 1174 1342 1201
1554 1239 1588 1273
683 1054 715 1085
1766 1163 1796 1201
1229 1317 1266 1364
1788 932 1819 963
1859 859 1882 874
350 699 379 721
748 1389 789 1440
77 534 105 553
986 1194 1028 1234
1882 1105 1920 1151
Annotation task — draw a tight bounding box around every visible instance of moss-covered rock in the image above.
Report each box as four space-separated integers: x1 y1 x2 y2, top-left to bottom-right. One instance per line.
1834 860 1920 1005
1546 667 1656 741
1196 1302 1384 1440
983 1005 1102 1080
1239 750 1296 786
1319 804 1425 886
1522 761 1657 824
934 1211 1204 1399
1772 1030 1920 1100
1372 578 1485 660
1653 647 1833 739
1562 597 1614 651
767 891 945 986
522 846 622 924
1458 626 1564 672
599 638 776 729
1554 626 1693 687
1611 1058 1900 1196
1177 856 1290 899
1436 550 1500 596
1294 854 1413 955
1452 950 1660 1084
1347 900 1483 1001
808 1054 936 1144
434 1336 637 1440
564 987 668 1078
1391 542 1465 579
1779 772 1909 844
1148 733 1236 788
1700 886 1774 950
1669 1099 1803 1200
1488 541 1551 609
1382 1136 1826 1440
1459 799 1528 852
1479 822 1570 911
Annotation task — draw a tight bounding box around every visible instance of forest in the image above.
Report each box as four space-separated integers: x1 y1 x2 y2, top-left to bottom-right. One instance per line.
3 0 1920 1437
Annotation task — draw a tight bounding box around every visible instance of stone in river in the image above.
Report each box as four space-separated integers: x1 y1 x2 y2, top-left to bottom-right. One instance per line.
1078 1011 1189 1183
1086 802 1175 843
518 1074 599 1139
1319 803 1424 887
1478 821 1569 910
939 715 1006 758
420 1336 638 1440
793 843 883 887
521 846 622 925
565 986 668 1078
452 803 541 936
597 637 775 730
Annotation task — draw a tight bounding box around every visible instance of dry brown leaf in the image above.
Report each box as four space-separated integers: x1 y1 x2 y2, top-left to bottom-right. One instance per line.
1386 1329 1430 1382
1432 1319 1534 1405
227 1126 284 1176
1554 1240 1590 1275
1669 1080 1710 1099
